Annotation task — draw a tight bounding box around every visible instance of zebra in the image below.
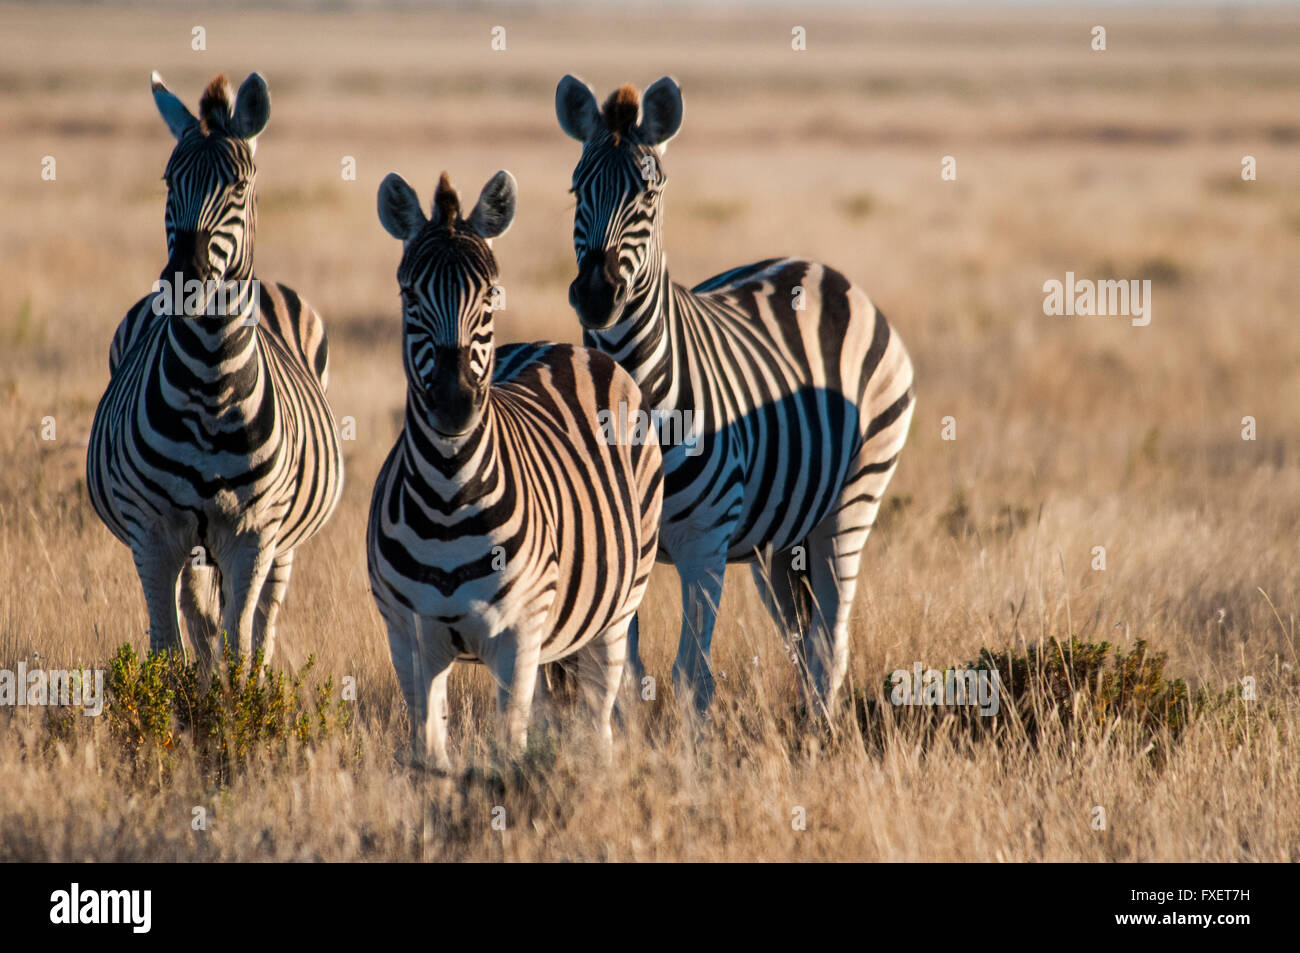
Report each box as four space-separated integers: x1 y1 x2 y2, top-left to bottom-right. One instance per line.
556 75 916 716
86 72 343 667
368 168 663 771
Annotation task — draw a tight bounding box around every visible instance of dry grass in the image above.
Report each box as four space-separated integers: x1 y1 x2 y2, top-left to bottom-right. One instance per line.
1 2 1298 861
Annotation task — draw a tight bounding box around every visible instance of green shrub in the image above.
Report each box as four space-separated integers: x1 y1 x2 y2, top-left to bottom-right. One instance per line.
860 638 1195 760
105 640 352 785
970 638 1192 746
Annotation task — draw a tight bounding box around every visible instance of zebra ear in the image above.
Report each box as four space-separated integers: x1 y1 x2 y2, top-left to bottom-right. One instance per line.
377 173 426 243
466 170 517 240
151 71 198 141
230 72 271 143
637 76 683 149
556 74 600 142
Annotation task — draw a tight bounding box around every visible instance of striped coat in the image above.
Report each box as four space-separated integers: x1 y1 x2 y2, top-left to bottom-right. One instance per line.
557 75 915 715
86 72 342 666
368 169 662 771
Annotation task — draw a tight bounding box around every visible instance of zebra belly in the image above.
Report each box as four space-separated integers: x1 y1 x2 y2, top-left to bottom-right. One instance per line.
656 385 861 562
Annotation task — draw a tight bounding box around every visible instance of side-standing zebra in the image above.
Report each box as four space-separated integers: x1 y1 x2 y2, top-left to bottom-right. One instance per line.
87 72 343 666
556 75 916 716
368 169 663 771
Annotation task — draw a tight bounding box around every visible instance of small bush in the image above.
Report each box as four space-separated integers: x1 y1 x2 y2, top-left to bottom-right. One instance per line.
860 638 1196 760
969 638 1192 745
105 640 353 785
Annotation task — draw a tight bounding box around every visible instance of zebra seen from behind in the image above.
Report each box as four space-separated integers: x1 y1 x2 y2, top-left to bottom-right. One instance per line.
556 75 916 716
368 169 663 771
87 72 343 667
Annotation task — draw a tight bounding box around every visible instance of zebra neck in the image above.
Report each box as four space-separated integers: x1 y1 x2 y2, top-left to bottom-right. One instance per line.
160 278 263 387
591 251 680 409
401 393 499 503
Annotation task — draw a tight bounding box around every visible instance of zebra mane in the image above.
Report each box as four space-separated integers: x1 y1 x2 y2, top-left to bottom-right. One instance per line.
433 171 461 231
198 74 233 136
601 85 640 143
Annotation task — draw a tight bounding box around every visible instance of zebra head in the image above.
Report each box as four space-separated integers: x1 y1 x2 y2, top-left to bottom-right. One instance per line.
556 75 683 329
378 170 517 437
151 71 268 294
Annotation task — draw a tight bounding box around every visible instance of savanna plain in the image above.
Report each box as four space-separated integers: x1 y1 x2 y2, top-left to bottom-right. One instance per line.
1 3 1298 861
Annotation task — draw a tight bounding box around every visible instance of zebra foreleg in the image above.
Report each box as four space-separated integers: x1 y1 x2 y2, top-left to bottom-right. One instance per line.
389 614 456 774
178 562 223 672
574 620 631 758
672 560 726 715
133 544 187 655
217 541 276 662
252 549 295 664
487 628 543 756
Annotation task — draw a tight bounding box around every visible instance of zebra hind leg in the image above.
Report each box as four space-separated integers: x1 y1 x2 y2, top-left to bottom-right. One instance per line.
799 519 864 721
179 562 223 673
799 436 908 719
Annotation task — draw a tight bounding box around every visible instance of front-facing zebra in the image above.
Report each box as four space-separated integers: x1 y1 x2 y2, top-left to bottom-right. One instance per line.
87 72 343 666
368 169 663 771
557 75 916 716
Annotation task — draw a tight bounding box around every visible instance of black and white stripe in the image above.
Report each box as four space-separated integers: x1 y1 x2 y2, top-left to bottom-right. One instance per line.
86 72 343 666
557 75 916 714
368 170 663 771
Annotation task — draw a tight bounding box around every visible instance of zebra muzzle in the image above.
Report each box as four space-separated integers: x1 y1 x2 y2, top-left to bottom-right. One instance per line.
570 248 624 329
426 346 486 436
164 229 214 286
